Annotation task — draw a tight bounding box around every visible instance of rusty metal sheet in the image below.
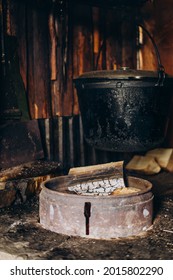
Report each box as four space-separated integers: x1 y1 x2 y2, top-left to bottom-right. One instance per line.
0 120 44 169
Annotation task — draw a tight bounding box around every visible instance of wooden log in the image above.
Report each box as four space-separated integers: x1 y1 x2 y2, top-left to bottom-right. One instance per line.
68 161 124 178
0 159 63 208
0 160 62 182
0 174 55 208
0 186 16 208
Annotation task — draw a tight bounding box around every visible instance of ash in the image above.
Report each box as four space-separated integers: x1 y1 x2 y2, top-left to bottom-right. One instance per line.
68 178 125 195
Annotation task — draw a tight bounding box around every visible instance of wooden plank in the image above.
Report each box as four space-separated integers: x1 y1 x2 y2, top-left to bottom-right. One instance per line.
141 0 173 146
26 4 51 119
121 17 136 68
50 12 73 116
105 9 122 70
69 161 124 178
7 0 28 89
61 9 74 116
0 0 30 120
72 3 94 115
50 2 94 116
49 14 62 116
49 12 57 81
72 4 93 74
92 7 101 70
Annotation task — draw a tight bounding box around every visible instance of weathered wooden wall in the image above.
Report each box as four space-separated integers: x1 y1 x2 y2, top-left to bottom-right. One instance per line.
2 0 173 169
6 0 51 118
6 0 138 119
141 0 173 146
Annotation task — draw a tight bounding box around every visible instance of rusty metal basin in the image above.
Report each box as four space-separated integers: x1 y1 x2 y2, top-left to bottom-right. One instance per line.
39 176 153 239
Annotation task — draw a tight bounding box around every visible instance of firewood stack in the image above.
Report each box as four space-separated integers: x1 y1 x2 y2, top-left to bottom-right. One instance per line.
126 148 173 175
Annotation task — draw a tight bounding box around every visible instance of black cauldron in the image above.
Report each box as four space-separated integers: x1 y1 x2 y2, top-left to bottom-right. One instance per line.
74 24 173 152
74 68 173 152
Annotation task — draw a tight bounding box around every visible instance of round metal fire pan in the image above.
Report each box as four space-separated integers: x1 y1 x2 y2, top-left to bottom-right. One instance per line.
39 176 153 239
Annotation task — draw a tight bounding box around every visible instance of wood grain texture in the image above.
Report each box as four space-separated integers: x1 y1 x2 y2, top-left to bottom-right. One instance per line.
26 5 51 118
141 0 173 147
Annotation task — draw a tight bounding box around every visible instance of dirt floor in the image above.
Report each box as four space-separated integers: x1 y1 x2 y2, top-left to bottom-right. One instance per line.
0 172 173 260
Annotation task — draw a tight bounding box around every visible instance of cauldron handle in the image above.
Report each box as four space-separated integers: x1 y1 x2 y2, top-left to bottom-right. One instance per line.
95 24 165 86
138 24 165 86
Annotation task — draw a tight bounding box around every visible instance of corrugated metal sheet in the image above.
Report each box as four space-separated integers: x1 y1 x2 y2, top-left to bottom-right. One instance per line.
38 116 124 172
